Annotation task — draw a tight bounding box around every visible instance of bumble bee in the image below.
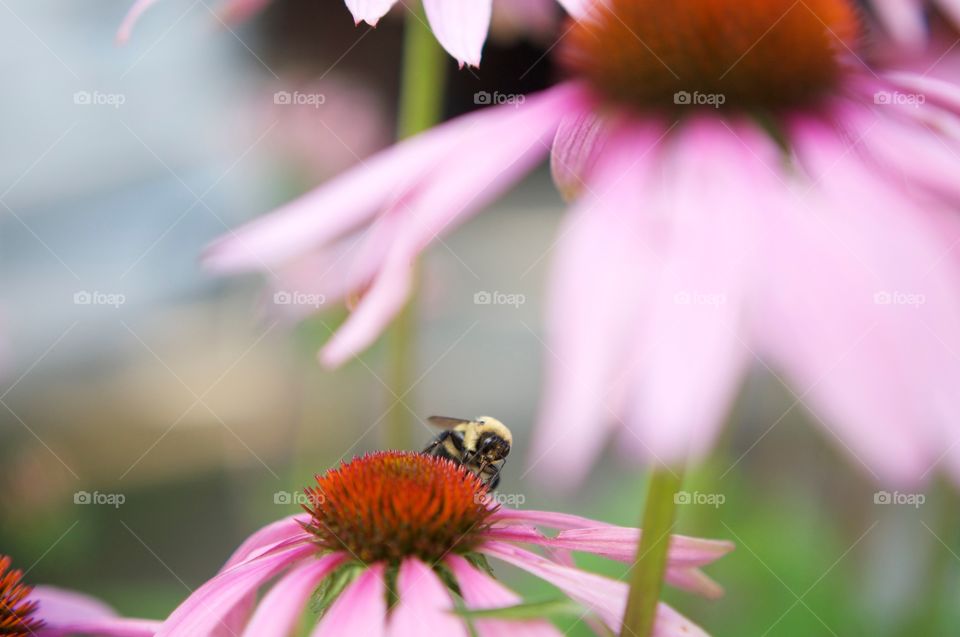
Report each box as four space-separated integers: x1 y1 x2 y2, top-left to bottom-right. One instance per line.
422 415 512 490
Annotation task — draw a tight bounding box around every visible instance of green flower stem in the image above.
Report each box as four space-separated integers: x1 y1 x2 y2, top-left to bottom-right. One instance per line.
384 2 447 450
621 467 685 637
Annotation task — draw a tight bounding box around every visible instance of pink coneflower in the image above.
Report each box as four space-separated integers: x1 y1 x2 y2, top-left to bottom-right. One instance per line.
155 451 731 636
0 555 160 637
870 0 960 48
205 0 960 487
118 0 584 66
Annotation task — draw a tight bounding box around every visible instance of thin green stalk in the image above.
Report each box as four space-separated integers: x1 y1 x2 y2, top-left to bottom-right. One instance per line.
621 468 685 637
383 2 446 450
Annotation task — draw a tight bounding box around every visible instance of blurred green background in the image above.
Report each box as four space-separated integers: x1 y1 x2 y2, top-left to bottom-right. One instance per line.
1 1 958 636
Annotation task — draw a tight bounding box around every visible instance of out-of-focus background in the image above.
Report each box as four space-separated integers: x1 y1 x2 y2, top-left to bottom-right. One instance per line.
1 1 957 635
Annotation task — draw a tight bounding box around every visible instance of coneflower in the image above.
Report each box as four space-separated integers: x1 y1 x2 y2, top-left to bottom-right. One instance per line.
156 451 732 636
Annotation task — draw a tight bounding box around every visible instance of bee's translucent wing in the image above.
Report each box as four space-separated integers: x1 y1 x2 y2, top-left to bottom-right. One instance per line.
427 415 472 429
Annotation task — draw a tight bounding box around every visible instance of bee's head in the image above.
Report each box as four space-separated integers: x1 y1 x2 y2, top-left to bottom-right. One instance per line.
474 431 511 464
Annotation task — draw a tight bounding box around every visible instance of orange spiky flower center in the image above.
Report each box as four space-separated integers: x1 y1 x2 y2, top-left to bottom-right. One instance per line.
302 451 496 564
560 0 861 114
0 556 44 637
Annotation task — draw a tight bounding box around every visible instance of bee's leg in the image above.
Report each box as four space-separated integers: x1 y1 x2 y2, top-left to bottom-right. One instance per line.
485 460 506 491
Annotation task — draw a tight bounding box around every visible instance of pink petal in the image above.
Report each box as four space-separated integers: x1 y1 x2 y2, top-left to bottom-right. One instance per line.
31 587 160 637
870 0 927 49
482 542 708 637
221 514 311 570
445 555 563 637
484 523 733 566
882 71 960 117
530 121 668 488
116 0 163 44
157 543 314 637
320 83 584 366
756 116 960 484
423 0 492 67
343 0 397 26
622 118 773 464
555 0 594 18
242 554 347 637
550 108 610 200
388 559 468 637
312 563 387 637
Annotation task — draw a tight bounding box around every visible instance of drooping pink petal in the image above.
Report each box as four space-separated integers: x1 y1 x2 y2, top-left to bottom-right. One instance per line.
423 0 492 67
622 118 775 464
446 554 564 637
755 115 960 484
870 0 927 49
530 120 668 487
221 514 311 570
31 587 160 637
482 542 708 637
344 0 398 26
482 525 729 597
388 559 468 637
550 108 610 200
157 543 314 637
116 0 163 44
484 523 734 566
319 83 585 366
241 554 347 637
312 563 387 637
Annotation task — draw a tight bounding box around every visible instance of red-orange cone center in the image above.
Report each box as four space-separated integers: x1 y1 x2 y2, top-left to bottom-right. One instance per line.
302 451 496 564
561 0 861 113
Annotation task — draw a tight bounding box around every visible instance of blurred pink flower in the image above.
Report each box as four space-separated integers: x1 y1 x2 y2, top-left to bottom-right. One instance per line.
119 0 586 66
1 555 160 637
204 0 960 487
870 0 960 49
155 452 731 637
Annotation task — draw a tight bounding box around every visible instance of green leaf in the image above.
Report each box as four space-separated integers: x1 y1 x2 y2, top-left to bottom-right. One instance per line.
451 597 583 621
462 552 495 578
